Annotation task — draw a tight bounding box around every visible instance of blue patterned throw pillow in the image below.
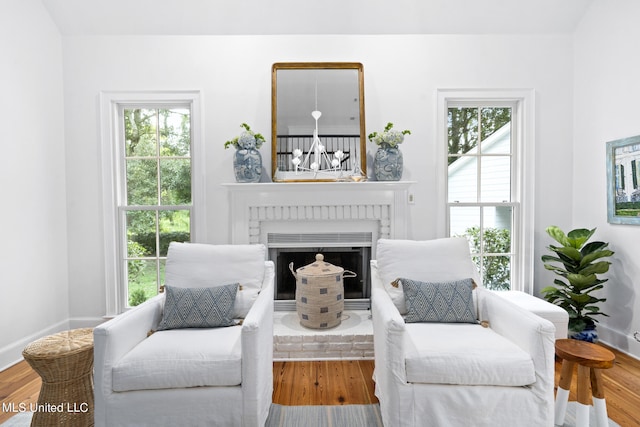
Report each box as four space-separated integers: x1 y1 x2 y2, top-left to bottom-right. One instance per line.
157 283 239 330
400 278 477 323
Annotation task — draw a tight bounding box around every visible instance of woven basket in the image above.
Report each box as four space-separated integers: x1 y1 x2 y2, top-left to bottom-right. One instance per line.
290 254 356 329
22 328 94 427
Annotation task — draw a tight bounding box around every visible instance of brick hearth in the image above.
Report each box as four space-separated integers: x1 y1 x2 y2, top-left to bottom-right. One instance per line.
273 310 374 360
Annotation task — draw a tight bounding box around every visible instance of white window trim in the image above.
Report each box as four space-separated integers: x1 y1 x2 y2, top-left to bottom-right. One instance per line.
99 91 205 316
436 89 535 294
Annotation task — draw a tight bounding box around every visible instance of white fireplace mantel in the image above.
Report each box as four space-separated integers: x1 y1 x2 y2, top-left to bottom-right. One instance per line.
222 181 414 246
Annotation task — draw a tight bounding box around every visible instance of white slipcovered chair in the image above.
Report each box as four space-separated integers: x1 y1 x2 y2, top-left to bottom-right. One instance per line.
371 238 556 427
94 243 274 427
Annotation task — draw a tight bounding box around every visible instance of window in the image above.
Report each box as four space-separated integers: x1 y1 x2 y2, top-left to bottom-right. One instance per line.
121 107 192 307
101 92 203 315
437 90 534 293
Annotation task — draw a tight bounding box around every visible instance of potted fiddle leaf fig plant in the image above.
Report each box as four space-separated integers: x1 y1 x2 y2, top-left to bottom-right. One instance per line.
541 226 614 342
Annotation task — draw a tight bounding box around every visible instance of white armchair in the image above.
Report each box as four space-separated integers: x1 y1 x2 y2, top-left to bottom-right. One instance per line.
94 243 274 427
371 238 556 427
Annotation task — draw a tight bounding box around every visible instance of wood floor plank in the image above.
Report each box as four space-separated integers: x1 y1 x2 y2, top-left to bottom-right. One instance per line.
0 361 41 423
271 360 377 406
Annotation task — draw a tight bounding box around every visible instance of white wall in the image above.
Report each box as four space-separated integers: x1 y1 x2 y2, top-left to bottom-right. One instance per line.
573 0 640 357
61 34 574 323
0 0 69 369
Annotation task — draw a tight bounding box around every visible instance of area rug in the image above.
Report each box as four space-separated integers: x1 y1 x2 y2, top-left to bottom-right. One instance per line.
0 402 621 426
0 412 31 427
265 403 383 427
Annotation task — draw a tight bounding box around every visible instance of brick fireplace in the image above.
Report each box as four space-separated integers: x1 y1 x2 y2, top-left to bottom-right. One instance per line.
224 181 412 308
223 181 412 359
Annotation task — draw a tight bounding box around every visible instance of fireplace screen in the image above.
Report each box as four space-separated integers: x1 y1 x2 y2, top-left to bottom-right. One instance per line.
271 247 370 301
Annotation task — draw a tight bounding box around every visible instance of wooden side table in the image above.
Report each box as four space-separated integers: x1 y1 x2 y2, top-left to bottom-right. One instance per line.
22 328 94 427
554 338 615 427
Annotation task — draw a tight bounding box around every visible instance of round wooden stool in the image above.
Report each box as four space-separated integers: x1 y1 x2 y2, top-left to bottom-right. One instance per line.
554 338 615 427
22 328 94 427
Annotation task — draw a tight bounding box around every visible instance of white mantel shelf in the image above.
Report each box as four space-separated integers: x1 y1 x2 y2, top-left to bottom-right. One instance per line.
222 181 415 245
221 181 415 191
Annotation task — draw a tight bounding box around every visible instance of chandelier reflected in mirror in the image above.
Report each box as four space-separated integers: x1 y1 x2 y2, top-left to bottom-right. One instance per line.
290 106 347 178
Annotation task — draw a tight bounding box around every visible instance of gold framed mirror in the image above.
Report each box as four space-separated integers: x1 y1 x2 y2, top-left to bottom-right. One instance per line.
271 62 366 182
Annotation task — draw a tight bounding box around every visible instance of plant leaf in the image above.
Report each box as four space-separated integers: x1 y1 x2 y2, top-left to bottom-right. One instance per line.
569 318 586 332
546 226 569 246
567 273 598 289
580 249 614 267
567 291 592 304
541 254 564 264
581 241 609 255
553 278 569 288
544 264 569 276
554 246 582 261
578 261 611 276
578 283 605 294
547 246 581 269
566 228 595 249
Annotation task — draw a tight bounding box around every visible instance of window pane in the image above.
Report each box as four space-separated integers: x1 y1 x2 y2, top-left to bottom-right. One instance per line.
448 156 477 203
159 259 166 287
480 107 511 152
124 109 157 157
482 255 511 291
482 206 512 254
127 159 158 205
159 108 191 156
448 107 478 157
449 206 480 252
480 156 511 202
127 210 157 257
159 210 190 256
127 259 159 306
160 159 191 205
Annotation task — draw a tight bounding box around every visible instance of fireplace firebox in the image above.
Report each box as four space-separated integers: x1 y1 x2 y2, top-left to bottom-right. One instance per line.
267 233 372 310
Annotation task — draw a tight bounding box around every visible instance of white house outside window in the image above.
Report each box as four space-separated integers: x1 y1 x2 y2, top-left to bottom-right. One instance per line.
438 90 535 293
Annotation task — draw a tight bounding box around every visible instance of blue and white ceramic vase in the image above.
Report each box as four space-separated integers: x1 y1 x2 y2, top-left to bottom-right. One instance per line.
374 143 403 181
233 148 262 183
570 324 598 343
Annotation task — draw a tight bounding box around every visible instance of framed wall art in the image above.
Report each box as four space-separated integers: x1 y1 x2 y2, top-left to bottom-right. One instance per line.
606 135 640 225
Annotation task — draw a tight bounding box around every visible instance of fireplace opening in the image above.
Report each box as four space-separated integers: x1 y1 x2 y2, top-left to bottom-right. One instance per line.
267 232 373 310
269 246 371 310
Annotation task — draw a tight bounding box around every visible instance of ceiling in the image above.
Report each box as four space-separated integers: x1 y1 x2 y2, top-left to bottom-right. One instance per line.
41 0 593 36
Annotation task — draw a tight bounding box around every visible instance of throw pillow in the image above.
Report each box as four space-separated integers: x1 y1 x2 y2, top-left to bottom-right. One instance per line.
400 277 477 324
157 283 239 330
164 242 266 319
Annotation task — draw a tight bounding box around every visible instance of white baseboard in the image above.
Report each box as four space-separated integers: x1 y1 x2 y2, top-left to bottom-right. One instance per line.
597 323 640 360
0 320 69 372
0 317 106 372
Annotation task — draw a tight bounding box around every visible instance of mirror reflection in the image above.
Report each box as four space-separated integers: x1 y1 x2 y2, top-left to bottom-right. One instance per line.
271 62 366 181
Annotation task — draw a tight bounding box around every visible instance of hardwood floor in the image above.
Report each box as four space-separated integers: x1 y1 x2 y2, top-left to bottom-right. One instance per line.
0 360 41 424
272 360 377 406
1 345 639 425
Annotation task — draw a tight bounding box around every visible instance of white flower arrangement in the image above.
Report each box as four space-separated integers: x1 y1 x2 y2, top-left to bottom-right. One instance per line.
224 123 266 150
368 122 411 148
